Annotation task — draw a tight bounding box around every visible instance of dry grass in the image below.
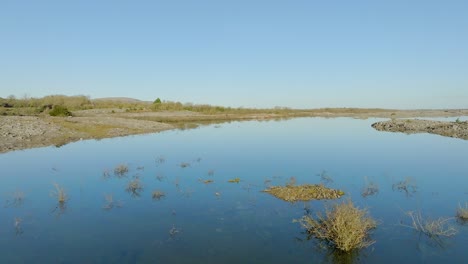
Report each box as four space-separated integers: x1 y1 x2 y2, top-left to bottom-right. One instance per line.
402 211 457 238
456 203 468 223
263 184 344 202
296 200 377 252
50 183 68 204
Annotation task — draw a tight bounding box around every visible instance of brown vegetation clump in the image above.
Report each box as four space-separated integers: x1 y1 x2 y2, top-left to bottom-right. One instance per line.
457 203 468 222
263 184 344 202
296 200 377 252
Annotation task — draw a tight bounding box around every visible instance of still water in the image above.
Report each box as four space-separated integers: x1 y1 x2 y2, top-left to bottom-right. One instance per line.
1 118 467 263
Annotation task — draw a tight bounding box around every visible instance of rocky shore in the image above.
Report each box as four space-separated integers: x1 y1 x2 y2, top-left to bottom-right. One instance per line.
372 119 468 140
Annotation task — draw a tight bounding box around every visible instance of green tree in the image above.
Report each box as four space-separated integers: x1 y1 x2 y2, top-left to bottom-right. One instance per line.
153 98 162 104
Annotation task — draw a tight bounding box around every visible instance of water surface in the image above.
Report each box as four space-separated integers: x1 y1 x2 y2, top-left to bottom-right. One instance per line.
1 118 467 263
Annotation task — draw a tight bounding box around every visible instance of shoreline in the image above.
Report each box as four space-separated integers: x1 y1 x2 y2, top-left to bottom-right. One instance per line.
1 108 468 154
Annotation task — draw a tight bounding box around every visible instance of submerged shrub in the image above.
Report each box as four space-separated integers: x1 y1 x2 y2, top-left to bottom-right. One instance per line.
402 211 457 238
49 105 72 117
297 200 377 252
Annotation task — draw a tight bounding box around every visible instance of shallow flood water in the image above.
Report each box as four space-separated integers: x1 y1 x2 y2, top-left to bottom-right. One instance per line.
1 117 467 263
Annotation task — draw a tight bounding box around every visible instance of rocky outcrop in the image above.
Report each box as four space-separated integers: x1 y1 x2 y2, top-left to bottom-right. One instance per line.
372 119 468 140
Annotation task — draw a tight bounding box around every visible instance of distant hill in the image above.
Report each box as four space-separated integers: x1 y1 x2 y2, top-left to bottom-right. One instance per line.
93 97 151 104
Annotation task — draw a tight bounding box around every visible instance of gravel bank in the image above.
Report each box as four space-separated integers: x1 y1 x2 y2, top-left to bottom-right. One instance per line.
372 119 468 140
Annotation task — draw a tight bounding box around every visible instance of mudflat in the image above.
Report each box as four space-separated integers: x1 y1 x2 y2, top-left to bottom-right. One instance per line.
1 108 468 153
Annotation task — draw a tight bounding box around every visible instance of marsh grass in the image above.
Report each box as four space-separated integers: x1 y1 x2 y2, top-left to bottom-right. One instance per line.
402 211 457 238
5 190 25 208
126 178 143 197
228 178 241 183
456 203 468 223
152 190 166 200
263 184 344 202
296 200 377 252
114 164 129 177
392 177 417 196
50 183 68 204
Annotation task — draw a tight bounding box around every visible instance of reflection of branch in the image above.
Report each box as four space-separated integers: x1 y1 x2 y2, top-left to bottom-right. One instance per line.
14 217 23 235
50 202 67 218
102 194 123 210
392 178 417 197
4 191 25 208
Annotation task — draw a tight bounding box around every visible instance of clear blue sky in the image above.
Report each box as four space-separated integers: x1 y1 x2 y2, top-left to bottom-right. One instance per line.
1 0 467 109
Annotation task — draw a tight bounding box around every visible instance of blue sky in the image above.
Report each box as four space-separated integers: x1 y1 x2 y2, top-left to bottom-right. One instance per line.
1 0 467 109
